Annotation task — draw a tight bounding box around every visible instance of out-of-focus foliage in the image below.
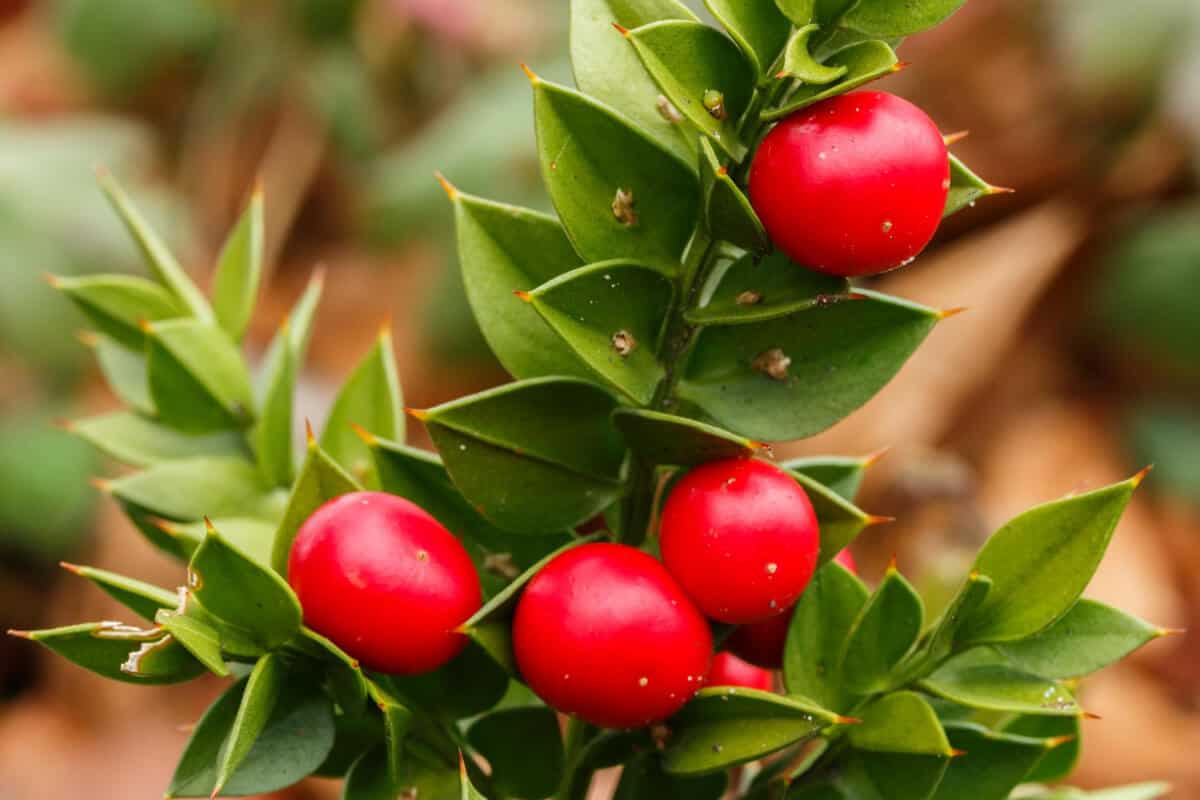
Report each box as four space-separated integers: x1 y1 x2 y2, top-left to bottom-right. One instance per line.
1129 407 1200 505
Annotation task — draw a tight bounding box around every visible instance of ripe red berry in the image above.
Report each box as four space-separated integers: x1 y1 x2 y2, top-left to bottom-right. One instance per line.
659 458 819 624
288 491 481 675
748 90 949 277
512 543 712 729
708 651 774 692
727 548 858 669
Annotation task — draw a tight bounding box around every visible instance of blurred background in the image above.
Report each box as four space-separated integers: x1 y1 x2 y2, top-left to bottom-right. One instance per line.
0 0 1197 797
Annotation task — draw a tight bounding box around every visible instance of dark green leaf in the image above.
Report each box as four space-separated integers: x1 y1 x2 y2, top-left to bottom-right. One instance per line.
158 608 231 676
780 25 848 84
61 562 177 622
321 328 403 485
848 691 954 756
627 21 755 159
460 758 488 800
698 139 770 253
107 456 280 523
72 411 247 468
215 653 285 796
704 0 791 77
365 678 414 784
960 475 1141 645
616 752 727 800
911 572 993 670
342 745 459 800
90 333 154 414
532 75 700 269
613 407 763 465
145 319 255 433
792 471 874 568
271 437 363 576
526 261 673 404
468 707 564 799
688 250 850 326
54 273 185 349
420 378 625 533
377 641 510 721
783 454 873 502
932 722 1064 800
14 621 204 685
839 566 923 694
846 750 950 800
921 650 1081 716
297 626 369 716
944 153 1004 218
764 41 899 121
212 189 264 342
783 560 869 710
843 0 968 37
1002 714 1080 783
678 289 940 441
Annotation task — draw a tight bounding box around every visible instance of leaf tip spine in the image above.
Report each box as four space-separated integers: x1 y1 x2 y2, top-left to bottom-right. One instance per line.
76 330 99 348
58 561 83 575
893 61 911 73
1045 735 1076 749
1156 627 1186 638
943 130 970 146
948 748 967 758
867 514 896 528
6 628 32 639
513 290 533 303
835 715 861 725
1130 464 1153 489
89 476 113 493
862 446 890 467
612 22 630 37
520 62 539 83
986 184 1016 196
434 171 459 201
406 408 430 422
305 418 317 446
350 422 376 446
937 306 968 320
1081 711 1103 721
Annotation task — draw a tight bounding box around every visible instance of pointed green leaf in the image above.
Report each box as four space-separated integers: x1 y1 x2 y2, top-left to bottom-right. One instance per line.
698 139 770 253
570 0 699 165
914 572 993 669
626 21 755 159
664 688 844 775
449 190 590 380
921 650 1081 716
146 319 255 433
420 378 625 533
616 752 727 800
932 722 1066 800
944 153 1002 218
783 560 870 709
157 609 232 676
252 319 297 487
107 456 279 524
781 25 848 84
460 759 488 800
526 261 673 404
364 678 414 784
613 408 762 465
704 0 791 77
783 454 872 502
98 169 212 321
688 250 850 326
849 691 954 755
960 475 1141 645
321 328 403 485
296 626 368 716
764 41 899 121
532 76 700 269
215 653 285 796
61 562 177 622
13 622 205 685
90 334 154 415
342 745 459 800
1003 714 1080 783
71 411 247 468
168 516 278 567
212 189 264 342
190 524 302 649
844 750 950 800
272 438 363 576
793 470 874 567
843 0 968 37
54 273 186 349
775 0 816 26
377 641 510 721
839 566 923 694
468 707 564 799
679 290 939 441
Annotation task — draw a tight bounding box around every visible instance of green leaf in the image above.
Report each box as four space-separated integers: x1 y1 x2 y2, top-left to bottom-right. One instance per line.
569 0 699 165
792 471 874 567
848 691 954 756
321 327 403 485
1001 714 1080 783
839 565 923 694
211 189 264 342
775 0 816 25
167 517 278 567
13 621 205 685
460 758 488 800
61 562 177 622
419 378 625 533
53 273 186 349
298 626 369 716
532 75 700 269
915 571 993 668
932 722 1065 800
271 437 363 576
626 21 755 159
525 261 673 404
107 456 279 523
251 318 297 487
342 745 459 800
190 523 303 649
679 290 939 441
616 752 727 800
447 189 591 381
1128 406 1200 503
960 475 1141 645
377 641 510 721
689 250 850 326
664 688 843 775
98 168 212 321
145 319 255 433
215 653 285 796
167 671 335 798
845 750 950 800
783 454 873 502
468 707 564 799
780 25 848 84
764 41 899 121
783 560 869 709
698 139 770 253
704 0 791 77
944 153 1004 218
921 650 1081 716
364 678 414 784
71 411 247 468
613 408 763 465
843 0 968 37
90 334 154 415
158 608 231 676
994 598 1166 679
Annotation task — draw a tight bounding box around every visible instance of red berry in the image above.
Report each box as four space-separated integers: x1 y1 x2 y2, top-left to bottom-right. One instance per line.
512 543 712 729
748 90 949 277
288 491 481 675
709 651 774 692
659 458 819 624
727 548 858 669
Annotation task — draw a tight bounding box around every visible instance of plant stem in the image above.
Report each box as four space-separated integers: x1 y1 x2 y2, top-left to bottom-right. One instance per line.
556 716 595 800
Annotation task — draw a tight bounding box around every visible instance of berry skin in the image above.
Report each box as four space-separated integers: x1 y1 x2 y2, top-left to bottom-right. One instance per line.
748 90 949 277
513 543 712 729
727 549 858 670
709 651 774 692
288 491 481 675
659 458 819 624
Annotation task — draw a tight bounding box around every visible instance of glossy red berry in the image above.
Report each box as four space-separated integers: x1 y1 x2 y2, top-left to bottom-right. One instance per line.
288 491 481 675
727 548 858 670
708 651 774 692
512 543 712 729
660 458 819 624
748 90 949 277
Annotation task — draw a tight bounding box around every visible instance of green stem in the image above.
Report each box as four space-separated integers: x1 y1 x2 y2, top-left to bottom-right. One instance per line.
556 716 594 800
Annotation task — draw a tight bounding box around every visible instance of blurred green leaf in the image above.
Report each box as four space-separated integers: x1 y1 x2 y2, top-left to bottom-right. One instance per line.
212 189 264 343
91 335 155 414
54 273 185 349
1129 406 1200 503
145 319 255 433
342 745 459 800
107 456 279 523
468 707 564 799
616 752 727 799
72 411 247 468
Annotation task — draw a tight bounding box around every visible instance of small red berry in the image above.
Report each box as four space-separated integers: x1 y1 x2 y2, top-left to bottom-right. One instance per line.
288 491 481 675
709 651 774 692
659 458 819 624
748 90 949 277
727 548 858 670
512 543 712 729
